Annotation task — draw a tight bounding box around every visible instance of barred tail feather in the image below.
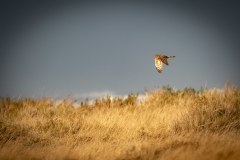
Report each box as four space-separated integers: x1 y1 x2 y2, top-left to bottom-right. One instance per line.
167 56 175 58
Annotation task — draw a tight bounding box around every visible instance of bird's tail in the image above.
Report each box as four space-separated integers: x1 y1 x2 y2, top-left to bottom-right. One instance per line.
167 56 175 58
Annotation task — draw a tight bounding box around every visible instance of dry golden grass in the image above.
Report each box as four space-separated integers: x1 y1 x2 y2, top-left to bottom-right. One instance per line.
0 83 240 160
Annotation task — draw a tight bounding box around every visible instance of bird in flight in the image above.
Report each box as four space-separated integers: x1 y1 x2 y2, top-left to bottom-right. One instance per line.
154 54 175 73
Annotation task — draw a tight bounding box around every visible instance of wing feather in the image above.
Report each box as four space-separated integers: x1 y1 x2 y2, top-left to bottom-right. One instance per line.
159 56 169 65
155 59 163 73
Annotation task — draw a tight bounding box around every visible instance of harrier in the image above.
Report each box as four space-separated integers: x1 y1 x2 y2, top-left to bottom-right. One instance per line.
154 54 175 73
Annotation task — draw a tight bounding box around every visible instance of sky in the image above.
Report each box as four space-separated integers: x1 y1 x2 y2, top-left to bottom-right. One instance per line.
1 1 240 101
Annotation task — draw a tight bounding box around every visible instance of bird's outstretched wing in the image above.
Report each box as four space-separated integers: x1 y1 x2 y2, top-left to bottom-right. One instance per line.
155 58 163 73
159 56 169 65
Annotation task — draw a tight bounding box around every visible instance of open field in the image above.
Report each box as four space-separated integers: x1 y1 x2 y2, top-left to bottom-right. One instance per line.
0 83 240 160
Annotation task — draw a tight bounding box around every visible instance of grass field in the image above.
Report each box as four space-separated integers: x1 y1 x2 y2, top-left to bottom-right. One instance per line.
0 83 240 160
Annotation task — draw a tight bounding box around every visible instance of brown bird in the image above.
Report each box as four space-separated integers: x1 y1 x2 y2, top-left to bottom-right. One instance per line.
154 54 175 73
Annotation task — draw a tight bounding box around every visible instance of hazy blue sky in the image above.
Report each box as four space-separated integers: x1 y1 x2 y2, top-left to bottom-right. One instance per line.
1 1 240 100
